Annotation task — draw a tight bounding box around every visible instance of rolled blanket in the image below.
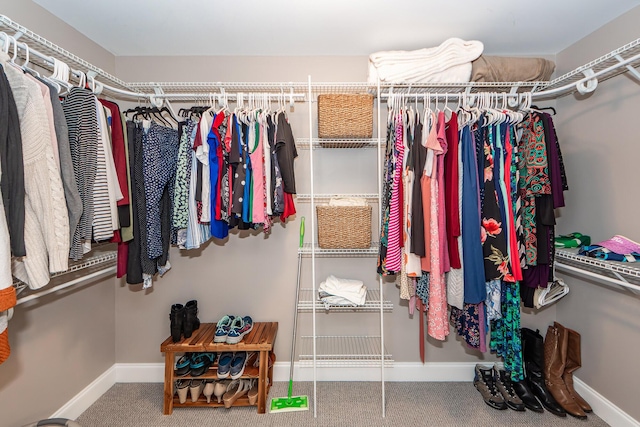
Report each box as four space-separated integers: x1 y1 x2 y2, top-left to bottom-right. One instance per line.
368 38 484 84
471 55 555 82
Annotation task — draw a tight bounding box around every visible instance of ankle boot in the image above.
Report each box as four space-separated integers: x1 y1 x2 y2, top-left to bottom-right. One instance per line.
170 304 185 343
558 323 592 413
544 325 587 419
183 300 200 339
521 327 566 417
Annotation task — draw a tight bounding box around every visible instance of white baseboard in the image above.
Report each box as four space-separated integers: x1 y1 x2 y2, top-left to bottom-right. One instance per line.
54 362 640 427
115 363 165 383
50 365 116 420
574 377 640 427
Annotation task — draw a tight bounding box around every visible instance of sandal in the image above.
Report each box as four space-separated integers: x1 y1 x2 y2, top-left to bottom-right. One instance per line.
223 379 248 408
190 352 216 377
175 354 192 376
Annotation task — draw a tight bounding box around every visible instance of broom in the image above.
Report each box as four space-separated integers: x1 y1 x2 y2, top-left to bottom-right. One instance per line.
270 217 309 413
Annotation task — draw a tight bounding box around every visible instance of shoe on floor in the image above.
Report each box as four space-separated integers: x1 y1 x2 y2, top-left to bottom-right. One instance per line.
474 364 507 410
493 364 526 411
513 380 544 412
226 316 253 344
213 315 235 343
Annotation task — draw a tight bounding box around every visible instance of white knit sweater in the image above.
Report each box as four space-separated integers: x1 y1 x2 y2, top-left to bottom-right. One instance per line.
0 53 70 289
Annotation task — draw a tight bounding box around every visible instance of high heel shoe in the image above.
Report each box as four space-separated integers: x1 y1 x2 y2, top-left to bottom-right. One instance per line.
176 379 189 404
247 379 259 405
203 380 215 403
189 379 205 402
214 380 230 404
223 379 248 409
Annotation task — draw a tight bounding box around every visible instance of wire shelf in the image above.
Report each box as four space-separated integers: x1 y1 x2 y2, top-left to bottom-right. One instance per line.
296 193 380 202
13 244 118 295
298 289 392 312
541 37 640 97
299 243 379 258
127 81 309 94
0 15 135 95
296 138 380 149
310 82 376 95
555 248 640 285
299 336 393 367
379 80 545 94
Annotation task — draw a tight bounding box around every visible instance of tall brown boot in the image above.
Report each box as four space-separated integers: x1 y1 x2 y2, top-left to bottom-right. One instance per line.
561 323 593 413
544 324 587 420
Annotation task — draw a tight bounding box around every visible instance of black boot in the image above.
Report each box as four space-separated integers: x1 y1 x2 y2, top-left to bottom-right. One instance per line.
521 327 566 417
170 304 185 343
183 300 200 338
513 380 544 413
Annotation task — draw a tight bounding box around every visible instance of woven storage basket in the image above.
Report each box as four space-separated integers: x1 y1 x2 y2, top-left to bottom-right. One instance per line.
316 205 372 249
317 94 374 139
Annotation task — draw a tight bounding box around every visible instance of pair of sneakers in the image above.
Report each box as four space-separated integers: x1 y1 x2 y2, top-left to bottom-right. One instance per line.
213 315 254 344
217 351 255 379
474 363 525 411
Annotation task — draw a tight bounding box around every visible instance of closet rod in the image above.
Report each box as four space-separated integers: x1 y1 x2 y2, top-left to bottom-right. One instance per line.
15 265 117 306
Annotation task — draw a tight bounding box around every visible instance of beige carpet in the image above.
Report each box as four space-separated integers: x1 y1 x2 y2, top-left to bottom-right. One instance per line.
77 382 609 427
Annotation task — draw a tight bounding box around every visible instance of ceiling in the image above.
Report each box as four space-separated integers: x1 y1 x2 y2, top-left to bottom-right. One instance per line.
34 0 640 57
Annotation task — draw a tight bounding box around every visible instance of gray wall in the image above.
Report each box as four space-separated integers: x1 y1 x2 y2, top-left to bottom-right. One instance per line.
0 2 117 427
554 5 640 422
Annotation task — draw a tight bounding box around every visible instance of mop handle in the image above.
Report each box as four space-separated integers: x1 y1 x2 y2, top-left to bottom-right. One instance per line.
288 217 305 399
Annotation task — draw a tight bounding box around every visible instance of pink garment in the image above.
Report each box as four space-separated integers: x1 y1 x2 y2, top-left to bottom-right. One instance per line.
250 121 266 224
595 235 640 254
387 114 404 272
504 128 523 281
420 113 436 272
436 112 450 273
427 115 448 341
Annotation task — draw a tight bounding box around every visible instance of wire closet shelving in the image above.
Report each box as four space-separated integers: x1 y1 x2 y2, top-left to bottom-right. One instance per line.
1 12 640 419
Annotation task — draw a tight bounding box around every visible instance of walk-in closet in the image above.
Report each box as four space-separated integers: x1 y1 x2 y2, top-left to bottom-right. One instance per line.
0 1 639 427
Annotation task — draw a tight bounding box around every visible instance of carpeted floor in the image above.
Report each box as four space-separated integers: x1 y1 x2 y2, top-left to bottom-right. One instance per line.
77 382 609 426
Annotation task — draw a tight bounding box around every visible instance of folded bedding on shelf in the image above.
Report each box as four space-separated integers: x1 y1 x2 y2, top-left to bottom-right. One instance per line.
368 38 484 84
318 275 367 307
328 197 367 207
471 55 556 82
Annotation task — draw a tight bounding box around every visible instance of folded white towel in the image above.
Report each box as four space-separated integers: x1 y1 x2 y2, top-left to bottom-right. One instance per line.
319 275 367 307
328 197 367 207
368 38 484 84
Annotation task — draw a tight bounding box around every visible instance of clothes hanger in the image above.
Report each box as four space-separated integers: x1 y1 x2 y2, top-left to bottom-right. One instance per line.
530 104 557 115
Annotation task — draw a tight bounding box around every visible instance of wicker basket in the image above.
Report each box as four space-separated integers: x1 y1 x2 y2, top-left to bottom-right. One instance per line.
317 94 374 139
316 205 372 249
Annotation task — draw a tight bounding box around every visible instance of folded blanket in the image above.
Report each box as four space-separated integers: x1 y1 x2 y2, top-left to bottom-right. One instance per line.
328 197 367 207
368 38 484 84
319 275 367 307
471 55 555 82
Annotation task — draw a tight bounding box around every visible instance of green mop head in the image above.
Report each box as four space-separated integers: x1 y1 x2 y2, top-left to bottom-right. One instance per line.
269 380 309 413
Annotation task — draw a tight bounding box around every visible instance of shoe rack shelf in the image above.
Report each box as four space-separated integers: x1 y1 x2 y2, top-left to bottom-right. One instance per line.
160 322 278 414
297 289 392 312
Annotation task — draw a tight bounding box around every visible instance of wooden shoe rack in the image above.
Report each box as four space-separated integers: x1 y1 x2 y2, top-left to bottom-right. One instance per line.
160 322 278 414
